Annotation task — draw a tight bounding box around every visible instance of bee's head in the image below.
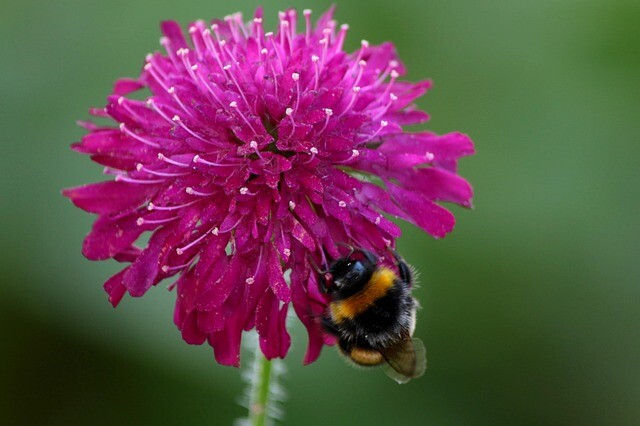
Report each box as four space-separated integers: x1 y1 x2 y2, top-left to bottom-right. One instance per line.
325 248 378 299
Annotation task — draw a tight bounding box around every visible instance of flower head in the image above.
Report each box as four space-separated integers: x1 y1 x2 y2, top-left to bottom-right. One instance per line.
63 7 474 366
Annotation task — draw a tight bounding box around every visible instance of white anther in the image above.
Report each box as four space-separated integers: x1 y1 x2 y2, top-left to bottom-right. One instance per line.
323 28 332 35
325 108 333 116
168 87 175 94
239 187 249 195
311 54 320 63
161 265 170 273
147 202 155 211
157 153 166 160
359 60 367 67
219 40 226 47
136 163 143 171
146 98 154 107
223 64 231 70
159 37 168 45
172 115 180 122
193 155 200 163
289 201 296 210
119 123 126 132
186 187 194 194
190 64 198 71
319 39 328 45
136 218 145 226
352 149 360 157
250 140 258 149
375 216 381 225
353 86 361 93
425 152 435 161
188 26 196 34
177 48 189 56
265 31 274 37
211 24 218 31
292 72 300 81
390 93 398 101
285 108 293 116
212 227 219 235
144 63 151 70
245 277 255 284
390 70 399 79
303 9 312 16
338 201 347 207
202 29 210 37
176 248 184 255
381 120 389 127
310 147 318 154
254 17 262 23
229 101 238 108
117 97 124 105
283 248 291 256
341 24 349 30
361 40 369 48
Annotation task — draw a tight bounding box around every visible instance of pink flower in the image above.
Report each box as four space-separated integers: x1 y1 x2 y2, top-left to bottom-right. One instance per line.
63 7 474 367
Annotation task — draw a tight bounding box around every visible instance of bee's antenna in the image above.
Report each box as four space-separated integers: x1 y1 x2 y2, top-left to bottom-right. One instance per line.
306 253 328 275
335 242 355 259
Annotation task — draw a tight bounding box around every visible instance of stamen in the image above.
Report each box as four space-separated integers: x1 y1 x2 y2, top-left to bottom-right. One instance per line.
147 199 199 211
115 175 165 184
137 216 179 226
175 226 216 255
157 153 190 168
193 155 242 167
334 24 349 53
119 123 161 148
289 201 296 210
137 165 190 178
317 108 333 135
338 201 347 208
186 187 215 197
303 9 312 44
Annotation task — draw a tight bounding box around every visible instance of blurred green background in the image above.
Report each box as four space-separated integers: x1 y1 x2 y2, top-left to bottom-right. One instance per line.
1 0 639 424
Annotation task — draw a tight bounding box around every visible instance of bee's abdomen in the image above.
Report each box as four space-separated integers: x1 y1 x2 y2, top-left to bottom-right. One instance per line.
347 347 385 366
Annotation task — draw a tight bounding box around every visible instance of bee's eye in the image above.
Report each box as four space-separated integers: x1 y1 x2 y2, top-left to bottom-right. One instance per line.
346 261 366 281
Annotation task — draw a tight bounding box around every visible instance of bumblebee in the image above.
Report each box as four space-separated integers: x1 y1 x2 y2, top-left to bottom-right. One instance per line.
319 246 426 383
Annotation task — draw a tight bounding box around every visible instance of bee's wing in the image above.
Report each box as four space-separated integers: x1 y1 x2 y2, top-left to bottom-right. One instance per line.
380 338 427 384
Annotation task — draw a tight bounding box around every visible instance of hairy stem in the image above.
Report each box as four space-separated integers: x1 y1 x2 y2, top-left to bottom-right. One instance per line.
249 349 273 426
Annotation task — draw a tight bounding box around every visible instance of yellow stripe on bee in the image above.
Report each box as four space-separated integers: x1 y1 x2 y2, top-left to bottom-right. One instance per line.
349 347 384 366
330 267 396 323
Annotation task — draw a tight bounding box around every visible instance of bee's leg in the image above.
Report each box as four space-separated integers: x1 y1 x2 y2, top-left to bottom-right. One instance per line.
390 248 412 287
318 273 329 294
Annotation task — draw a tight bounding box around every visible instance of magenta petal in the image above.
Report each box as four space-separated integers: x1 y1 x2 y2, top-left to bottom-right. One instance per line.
400 168 474 207
180 310 207 345
387 183 456 238
123 227 171 297
268 246 291 302
82 213 144 260
103 268 128 307
113 78 143 96
210 318 242 367
63 181 157 214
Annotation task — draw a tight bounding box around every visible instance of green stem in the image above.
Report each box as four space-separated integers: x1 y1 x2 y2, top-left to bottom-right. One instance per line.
249 350 273 426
